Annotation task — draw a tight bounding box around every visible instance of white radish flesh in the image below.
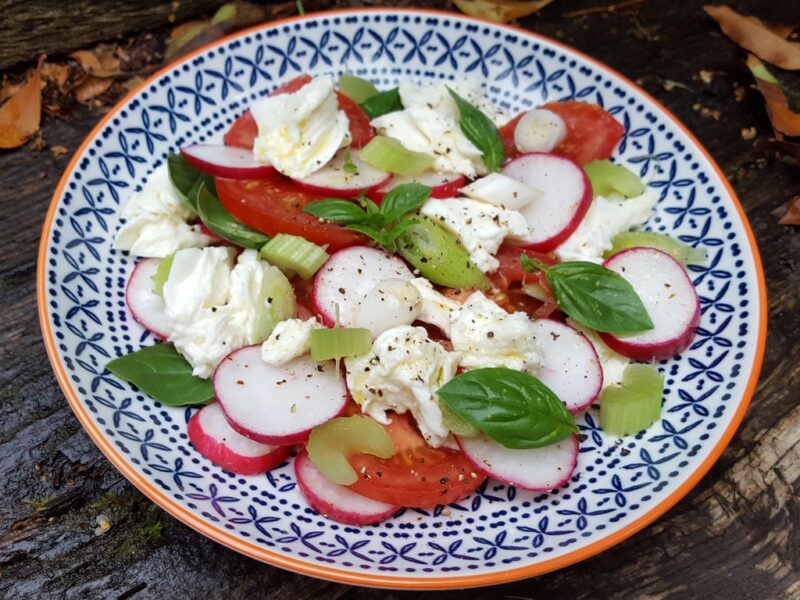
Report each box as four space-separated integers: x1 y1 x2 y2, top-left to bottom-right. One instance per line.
294 147 391 198
457 434 579 492
214 346 348 445
126 258 172 339
181 144 276 179
312 246 415 327
600 247 700 361
459 172 542 210
294 451 399 525
514 109 566 154
369 171 466 202
188 402 291 475
349 278 422 338
531 318 603 414
502 152 592 252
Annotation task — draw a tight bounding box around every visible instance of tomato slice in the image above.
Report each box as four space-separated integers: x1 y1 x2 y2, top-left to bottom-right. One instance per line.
347 412 486 508
542 101 624 166
215 177 365 251
335 92 375 148
489 245 559 318
493 245 557 287
498 112 524 161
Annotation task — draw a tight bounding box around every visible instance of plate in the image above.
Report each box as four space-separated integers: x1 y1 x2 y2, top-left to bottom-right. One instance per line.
37 8 767 589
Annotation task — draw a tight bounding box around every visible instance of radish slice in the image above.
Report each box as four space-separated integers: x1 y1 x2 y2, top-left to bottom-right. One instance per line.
180 144 277 179
214 346 348 445
187 402 292 475
457 434 579 492
369 171 466 202
600 247 700 361
514 109 566 154
532 319 602 414
312 246 414 327
294 148 391 198
502 153 592 252
459 172 542 210
294 451 399 525
126 258 172 339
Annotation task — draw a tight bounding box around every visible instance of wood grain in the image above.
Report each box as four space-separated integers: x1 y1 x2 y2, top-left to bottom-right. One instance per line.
1 0 799 598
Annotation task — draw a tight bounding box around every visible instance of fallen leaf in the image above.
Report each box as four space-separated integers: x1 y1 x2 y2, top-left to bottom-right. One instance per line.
705 5 800 70
51 145 68 156
0 56 44 149
747 55 800 136
70 45 122 78
453 0 554 24
73 76 114 104
772 195 800 225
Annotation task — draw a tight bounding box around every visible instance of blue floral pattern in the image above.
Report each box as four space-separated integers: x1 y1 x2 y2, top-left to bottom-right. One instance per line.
41 11 762 580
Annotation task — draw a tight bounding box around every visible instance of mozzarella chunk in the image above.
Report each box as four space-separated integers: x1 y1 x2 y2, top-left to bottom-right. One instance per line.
260 318 322 366
350 278 422 338
449 292 541 373
420 197 530 273
251 75 349 179
555 191 658 263
514 109 566 154
408 278 460 336
114 165 213 257
345 325 460 448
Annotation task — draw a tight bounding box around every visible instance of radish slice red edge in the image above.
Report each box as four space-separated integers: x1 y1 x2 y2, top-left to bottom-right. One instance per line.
600 247 700 361
294 451 399 525
502 152 592 252
294 148 391 199
457 434 579 492
312 246 414 327
181 144 277 179
126 258 172 339
214 346 348 445
532 318 602 414
188 403 292 475
368 172 466 202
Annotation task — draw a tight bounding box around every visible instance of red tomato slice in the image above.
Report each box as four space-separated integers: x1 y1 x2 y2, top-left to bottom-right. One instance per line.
542 101 624 166
498 112 524 161
493 245 557 287
489 245 559 318
335 92 375 148
215 177 365 252
348 412 486 508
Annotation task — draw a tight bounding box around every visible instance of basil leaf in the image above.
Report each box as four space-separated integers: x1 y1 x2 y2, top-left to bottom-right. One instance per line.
345 223 391 247
380 182 431 222
196 183 270 249
545 261 654 333
106 344 214 407
342 148 358 175
437 368 576 449
304 199 368 224
360 88 403 119
447 88 505 172
168 153 202 211
385 218 419 245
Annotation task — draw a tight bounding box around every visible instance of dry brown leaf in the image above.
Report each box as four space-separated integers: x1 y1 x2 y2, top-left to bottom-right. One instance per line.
747 55 800 136
453 0 554 24
51 145 68 157
705 5 800 70
70 45 122 78
73 76 114 104
0 56 44 149
772 196 800 225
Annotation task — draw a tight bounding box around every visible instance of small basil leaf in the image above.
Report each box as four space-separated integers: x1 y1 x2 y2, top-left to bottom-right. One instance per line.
546 261 654 333
196 183 270 249
168 153 202 211
380 182 432 222
342 148 358 175
304 199 368 224
360 88 403 119
345 223 390 248
385 218 419 245
106 344 214 407
437 368 576 449
447 88 505 172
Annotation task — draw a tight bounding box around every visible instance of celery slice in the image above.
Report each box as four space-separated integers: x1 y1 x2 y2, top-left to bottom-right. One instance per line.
396 217 489 289
252 267 296 340
605 231 707 265
360 135 435 177
440 399 480 437
584 160 645 199
151 254 174 297
310 328 372 361
360 88 403 119
599 364 663 437
307 416 396 485
339 73 379 104
259 233 329 280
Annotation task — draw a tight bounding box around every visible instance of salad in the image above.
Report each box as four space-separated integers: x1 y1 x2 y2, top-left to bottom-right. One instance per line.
107 72 705 525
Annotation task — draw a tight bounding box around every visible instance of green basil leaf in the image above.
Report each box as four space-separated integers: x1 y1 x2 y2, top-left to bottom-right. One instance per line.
447 88 505 172
342 148 358 175
304 199 368 224
546 261 654 333
345 223 390 248
196 183 270 249
106 344 214 407
168 153 202 211
359 88 403 119
379 182 432 222
437 368 576 449
385 218 419 245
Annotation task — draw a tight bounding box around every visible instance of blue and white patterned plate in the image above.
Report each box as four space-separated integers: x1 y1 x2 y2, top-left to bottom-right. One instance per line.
38 9 767 589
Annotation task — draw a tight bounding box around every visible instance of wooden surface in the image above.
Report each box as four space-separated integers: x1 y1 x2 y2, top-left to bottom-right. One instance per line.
1 1 799 598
